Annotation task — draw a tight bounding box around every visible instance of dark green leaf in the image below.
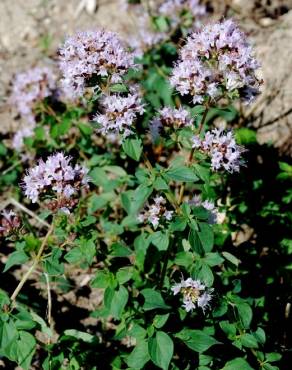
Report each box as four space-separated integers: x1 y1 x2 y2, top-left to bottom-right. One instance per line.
3 251 29 273
126 339 150 369
198 222 214 253
148 331 173 370
150 231 169 251
175 329 219 353
221 358 254 370
122 138 143 161
166 166 199 182
141 289 170 311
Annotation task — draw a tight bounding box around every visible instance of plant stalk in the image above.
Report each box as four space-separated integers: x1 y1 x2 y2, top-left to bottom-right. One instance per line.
10 224 54 305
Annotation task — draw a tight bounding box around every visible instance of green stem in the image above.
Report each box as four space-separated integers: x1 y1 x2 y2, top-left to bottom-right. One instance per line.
178 101 211 205
10 224 54 305
159 237 173 289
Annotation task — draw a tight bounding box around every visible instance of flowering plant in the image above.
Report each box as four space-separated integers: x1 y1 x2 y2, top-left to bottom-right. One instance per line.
0 3 286 370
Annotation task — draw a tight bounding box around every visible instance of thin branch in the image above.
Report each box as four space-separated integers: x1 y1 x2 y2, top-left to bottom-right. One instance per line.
9 198 50 229
10 224 54 305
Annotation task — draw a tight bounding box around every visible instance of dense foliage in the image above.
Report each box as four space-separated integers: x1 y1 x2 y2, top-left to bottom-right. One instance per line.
0 1 291 369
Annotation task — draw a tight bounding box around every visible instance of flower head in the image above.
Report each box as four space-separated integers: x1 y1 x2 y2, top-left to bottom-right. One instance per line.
170 19 262 104
12 126 35 152
159 0 206 25
128 13 167 55
172 277 212 313
94 91 144 139
138 196 174 228
23 153 89 213
192 128 244 173
59 29 136 98
150 106 193 140
10 67 56 124
0 210 21 237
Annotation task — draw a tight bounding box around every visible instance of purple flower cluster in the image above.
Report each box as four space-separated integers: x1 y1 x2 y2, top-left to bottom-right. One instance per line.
192 128 244 173
159 0 206 24
0 210 21 237
10 67 56 124
23 152 89 213
171 277 213 313
12 127 35 152
138 196 173 228
150 106 193 139
170 19 261 104
59 30 136 98
128 13 167 56
94 91 144 139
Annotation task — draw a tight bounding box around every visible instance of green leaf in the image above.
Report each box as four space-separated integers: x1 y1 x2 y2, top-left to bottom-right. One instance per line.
174 251 193 268
3 251 29 273
189 229 204 255
0 142 7 156
166 166 199 182
236 302 253 329
44 248 64 275
204 253 224 267
153 314 170 329
121 185 153 215
150 231 169 251
122 138 143 161
175 329 219 353
148 331 173 370
265 353 282 362
110 286 129 319
198 222 214 253
240 333 258 348
263 364 280 370
141 289 170 311
116 267 133 284
0 320 18 353
109 83 128 93
91 270 114 289
221 358 254 370
196 262 214 286
111 243 132 257
222 251 241 266
63 330 94 343
153 177 169 191
0 289 10 308
16 331 36 370
254 327 266 344
126 339 150 369
154 16 169 32
220 321 236 337
235 128 257 145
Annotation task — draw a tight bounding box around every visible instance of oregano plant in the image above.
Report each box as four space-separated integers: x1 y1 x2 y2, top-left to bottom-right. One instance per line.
0 1 284 369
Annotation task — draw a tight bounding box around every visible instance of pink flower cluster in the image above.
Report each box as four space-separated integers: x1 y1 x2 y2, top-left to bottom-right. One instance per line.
59 30 136 98
0 210 21 237
138 196 173 228
171 277 213 313
159 0 206 24
128 13 167 56
150 106 193 139
12 127 35 152
10 67 56 124
192 128 244 173
170 19 261 104
94 91 144 139
23 152 89 213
